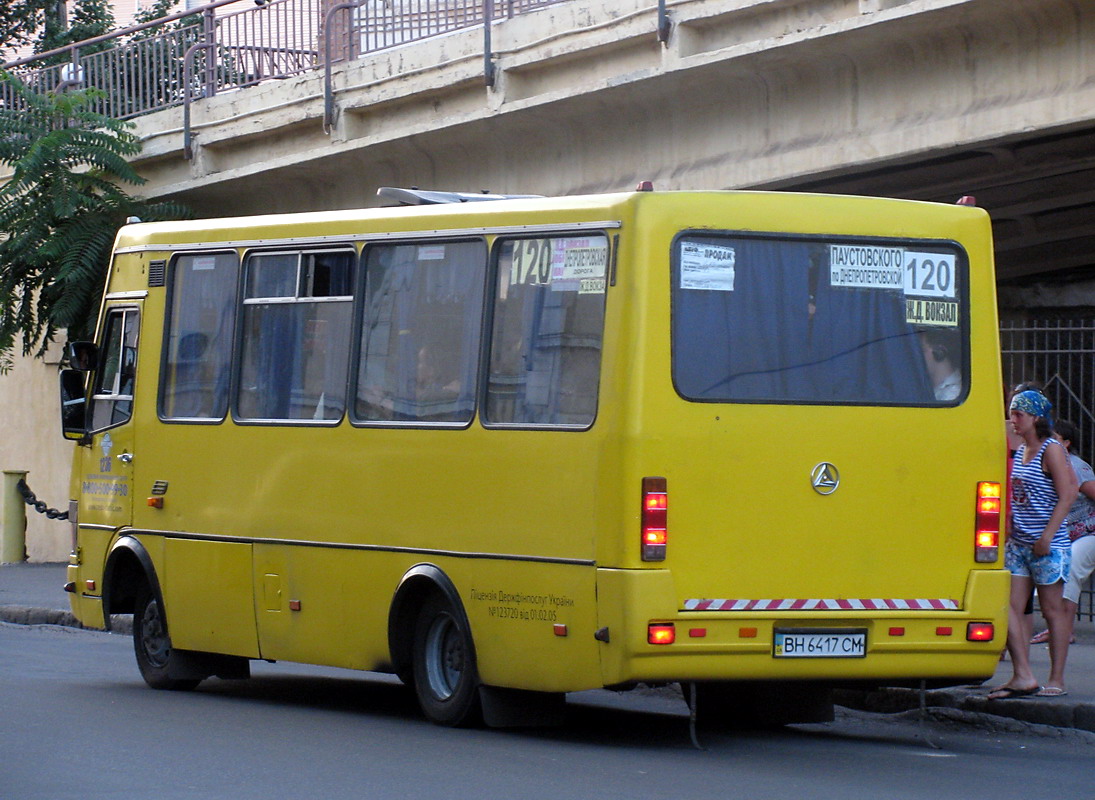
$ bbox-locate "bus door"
[78,303,141,531]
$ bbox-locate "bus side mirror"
[60,369,89,441]
[67,341,99,372]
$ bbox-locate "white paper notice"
[681,243,736,291]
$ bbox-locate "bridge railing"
[2,0,569,121]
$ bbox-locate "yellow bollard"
[2,470,28,563]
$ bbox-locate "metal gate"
[1001,318,1095,621]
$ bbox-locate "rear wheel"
[412,594,481,726]
[133,587,201,691]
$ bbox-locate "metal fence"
[2,0,569,121]
[1000,319,1095,463]
[1001,318,1095,621]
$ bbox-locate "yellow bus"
[59,187,1008,727]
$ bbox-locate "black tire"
[133,586,201,691]
[411,594,481,726]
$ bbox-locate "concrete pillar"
[2,470,28,564]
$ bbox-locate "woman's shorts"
[1005,539,1071,585]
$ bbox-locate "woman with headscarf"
[988,390,1078,699]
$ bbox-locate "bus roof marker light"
[641,477,668,561]
[956,196,977,206]
[636,180,654,192]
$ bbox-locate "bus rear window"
[671,234,966,406]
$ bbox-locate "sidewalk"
[4,562,1095,732]
[836,622,1095,732]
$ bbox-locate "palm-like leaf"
[0,70,190,369]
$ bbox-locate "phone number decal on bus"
[82,478,129,497]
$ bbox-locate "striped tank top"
[1010,438,1069,548]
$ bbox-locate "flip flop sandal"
[987,685,1040,700]
[1029,631,1076,645]
[1035,687,1068,697]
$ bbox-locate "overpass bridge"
[11,0,1089,294]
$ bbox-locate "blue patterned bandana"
[1009,390,1052,422]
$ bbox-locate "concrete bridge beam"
[122,0,1095,283]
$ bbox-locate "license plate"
[773,628,867,658]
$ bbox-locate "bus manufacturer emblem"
[811,462,840,495]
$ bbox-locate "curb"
[0,605,133,635]
[835,686,1095,734]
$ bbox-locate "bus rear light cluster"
[648,623,675,645]
[974,481,1001,562]
[967,622,994,642]
[641,477,668,561]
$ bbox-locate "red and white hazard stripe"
[682,598,959,612]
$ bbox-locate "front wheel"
[133,587,201,691]
[411,594,481,726]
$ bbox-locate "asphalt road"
[3,622,1094,800]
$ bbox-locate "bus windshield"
[671,233,967,406]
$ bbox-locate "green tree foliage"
[0,1,52,61]
[0,71,188,371]
[131,0,187,31]
[35,0,115,62]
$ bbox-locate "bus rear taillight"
[975,481,1001,562]
[648,623,675,645]
[967,622,994,642]
[642,477,667,561]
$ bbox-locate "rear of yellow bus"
[596,192,1008,715]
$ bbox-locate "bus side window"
[90,308,140,431]
[237,249,354,422]
[485,235,608,427]
[160,252,240,421]
[353,240,486,425]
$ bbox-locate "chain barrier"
[16,478,69,521]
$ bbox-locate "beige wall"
[0,345,75,562]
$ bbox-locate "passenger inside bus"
[919,328,962,401]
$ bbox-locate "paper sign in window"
[680,243,736,291]
[828,245,903,289]
[906,298,959,327]
[903,252,956,298]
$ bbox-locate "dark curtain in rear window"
[673,235,956,405]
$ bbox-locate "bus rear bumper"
[595,568,1010,687]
